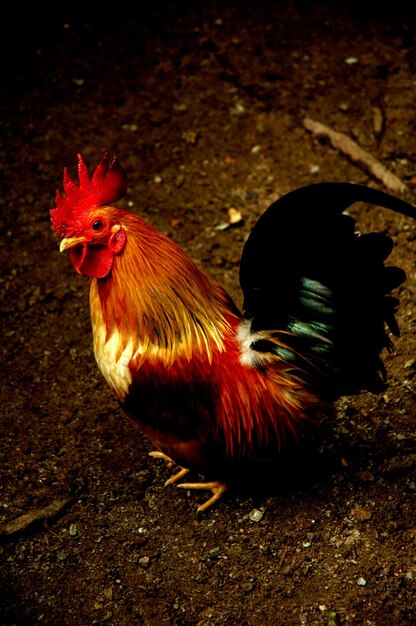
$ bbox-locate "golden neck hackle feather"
[90,208,238,369]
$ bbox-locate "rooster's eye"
[92,220,104,232]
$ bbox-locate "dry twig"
[303,117,406,194]
[0,498,73,538]
[275,545,289,573]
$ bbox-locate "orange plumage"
[51,153,415,510]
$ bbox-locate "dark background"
[1,3,415,624]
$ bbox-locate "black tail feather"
[239,183,415,397]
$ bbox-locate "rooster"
[50,153,415,511]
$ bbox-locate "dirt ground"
[1,3,416,625]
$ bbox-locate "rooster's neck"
[89,214,240,399]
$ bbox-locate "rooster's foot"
[149,452,227,511]
[177,480,229,512]
[149,450,190,486]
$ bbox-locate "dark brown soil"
[1,4,415,625]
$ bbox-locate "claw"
[149,450,175,470]
[177,481,229,512]
[149,450,190,486]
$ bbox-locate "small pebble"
[353,506,372,521]
[249,508,264,522]
[356,577,367,586]
[121,123,138,132]
[214,222,230,231]
[68,524,78,536]
[182,130,198,144]
[138,556,150,567]
[227,208,243,225]
[230,102,246,116]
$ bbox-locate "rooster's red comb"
[50,152,127,238]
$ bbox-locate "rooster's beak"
[59,236,87,252]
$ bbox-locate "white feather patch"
[236,319,269,368]
[93,322,138,401]
[90,292,137,402]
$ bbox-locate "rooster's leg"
[176,481,229,512]
[149,450,190,486]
